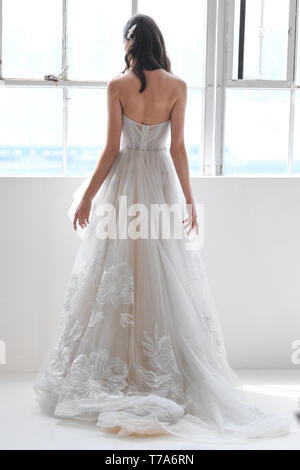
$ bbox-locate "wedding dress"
[34,113,292,444]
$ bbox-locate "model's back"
[117,68,185,126]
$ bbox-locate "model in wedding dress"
[34,14,292,444]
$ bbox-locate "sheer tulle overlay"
[34,113,291,444]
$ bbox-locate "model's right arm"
[73,77,122,231]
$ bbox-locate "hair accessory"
[127,23,137,40]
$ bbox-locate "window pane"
[232,0,289,80]
[68,0,131,80]
[292,90,300,173]
[67,88,107,176]
[185,89,204,176]
[223,89,289,174]
[139,0,206,86]
[2,0,62,79]
[0,88,63,176]
[296,11,300,84]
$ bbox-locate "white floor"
[0,370,299,450]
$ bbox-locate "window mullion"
[203,0,218,176]
[226,0,235,85]
[289,88,295,175]
[62,0,68,176]
[227,79,291,87]
[63,87,69,177]
[62,0,68,80]
[287,0,298,84]
[132,0,138,15]
[204,0,227,176]
[215,0,228,175]
[1,79,108,87]
[259,0,264,79]
[288,0,298,174]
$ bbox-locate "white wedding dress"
[34,113,292,444]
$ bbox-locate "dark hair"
[122,14,172,93]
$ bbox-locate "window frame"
[219,0,299,176]
[0,0,207,177]
[0,0,298,177]
[0,0,139,176]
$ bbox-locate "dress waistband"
[122,146,166,151]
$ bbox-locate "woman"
[34,14,291,443]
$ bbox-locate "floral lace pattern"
[82,247,109,287]
[202,315,223,348]
[48,318,83,377]
[63,273,86,313]
[142,323,180,374]
[69,350,128,400]
[97,262,134,308]
[136,323,182,399]
[42,261,183,407]
[137,365,175,390]
[88,311,105,327]
[120,312,134,328]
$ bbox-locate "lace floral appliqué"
[203,315,223,348]
[97,262,134,308]
[70,350,128,400]
[63,272,87,313]
[137,323,182,399]
[142,323,180,374]
[48,318,83,377]
[88,311,105,327]
[120,313,134,328]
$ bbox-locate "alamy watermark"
[0,340,6,365]
[291,339,300,366]
[91,196,204,250]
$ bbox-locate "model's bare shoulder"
[166,75,187,110]
[172,74,187,91]
[162,69,186,84]
[108,71,135,92]
[107,74,126,96]
[162,72,187,97]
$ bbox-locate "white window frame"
[0,0,209,177]
[0,0,138,176]
[218,0,298,175]
[1,0,298,177]
[203,0,228,176]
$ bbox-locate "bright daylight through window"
[0,0,299,176]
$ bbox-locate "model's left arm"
[73,77,122,231]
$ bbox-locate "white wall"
[0,177,299,372]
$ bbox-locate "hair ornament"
[127,23,137,39]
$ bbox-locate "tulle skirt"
[34,146,292,444]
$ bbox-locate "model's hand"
[183,200,199,236]
[73,197,91,231]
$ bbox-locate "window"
[0,0,132,176]
[0,0,207,176]
[0,0,298,176]
[139,0,206,176]
[0,87,63,175]
[2,0,62,79]
[222,0,298,175]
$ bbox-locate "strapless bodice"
[120,113,170,151]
